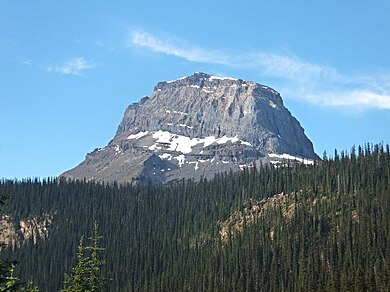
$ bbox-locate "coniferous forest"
[0,144,389,291]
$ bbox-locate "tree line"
[0,143,389,291]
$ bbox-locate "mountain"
[61,72,318,184]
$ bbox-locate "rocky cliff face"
[61,73,318,184]
[0,213,53,250]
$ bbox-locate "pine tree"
[61,237,89,292]
[21,281,39,292]
[61,224,106,292]
[0,262,19,292]
[86,224,106,292]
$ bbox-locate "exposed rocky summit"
[61,72,318,184]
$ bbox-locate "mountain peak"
[152,72,283,110]
[61,73,318,184]
[165,72,238,84]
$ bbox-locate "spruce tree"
[61,224,106,292]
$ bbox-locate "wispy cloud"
[253,55,390,109]
[129,29,390,110]
[19,59,33,66]
[248,53,343,83]
[130,30,232,65]
[46,57,97,75]
[307,90,390,109]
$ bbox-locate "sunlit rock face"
[61,72,318,184]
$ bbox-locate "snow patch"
[241,141,252,146]
[173,110,188,116]
[269,100,277,108]
[151,131,200,154]
[239,164,253,170]
[217,135,239,144]
[203,136,217,147]
[174,155,186,167]
[188,161,199,171]
[145,131,253,154]
[114,145,121,155]
[127,131,149,140]
[239,164,247,170]
[178,124,194,129]
[209,76,238,81]
[159,153,172,160]
[166,76,187,83]
[148,144,162,151]
[203,135,252,148]
[268,153,314,165]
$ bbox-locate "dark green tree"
[61,224,106,292]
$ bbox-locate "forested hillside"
[1,144,389,291]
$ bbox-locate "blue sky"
[1,0,390,179]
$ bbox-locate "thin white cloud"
[234,54,390,110]
[249,53,343,83]
[303,90,390,110]
[129,29,390,110]
[130,30,232,65]
[20,59,33,66]
[46,57,97,75]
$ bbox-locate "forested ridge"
[0,144,389,291]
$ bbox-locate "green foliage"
[0,262,19,291]
[21,281,39,292]
[61,224,106,292]
[0,143,389,291]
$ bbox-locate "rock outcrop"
[0,213,53,250]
